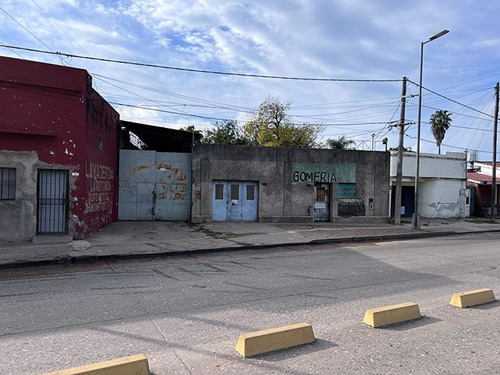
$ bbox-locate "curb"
[0,229,496,269]
[71,231,458,264]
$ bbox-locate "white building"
[390,151,470,218]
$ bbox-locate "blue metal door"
[212,181,258,221]
[227,183,242,221]
[212,182,228,221]
[242,182,258,221]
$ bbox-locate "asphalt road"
[0,233,499,374]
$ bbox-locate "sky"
[1,0,500,159]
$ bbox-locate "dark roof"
[120,120,201,153]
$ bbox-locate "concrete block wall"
[191,144,390,223]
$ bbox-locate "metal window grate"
[338,198,365,216]
[0,168,16,200]
[231,184,239,200]
[215,184,224,200]
[37,169,69,233]
[246,184,255,201]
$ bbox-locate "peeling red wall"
[81,87,119,236]
[0,56,118,238]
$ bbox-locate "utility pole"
[394,77,407,225]
[491,82,499,222]
[372,133,375,150]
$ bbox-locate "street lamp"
[413,29,449,230]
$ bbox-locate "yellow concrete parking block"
[363,302,422,328]
[42,354,149,375]
[236,322,315,357]
[450,288,496,308]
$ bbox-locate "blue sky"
[2,0,500,159]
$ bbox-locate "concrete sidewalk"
[1,218,500,267]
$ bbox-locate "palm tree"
[326,136,355,150]
[430,110,452,154]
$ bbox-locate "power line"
[0,39,24,59]
[0,8,55,53]
[92,73,255,113]
[0,44,402,83]
[108,101,400,129]
[108,102,228,122]
[407,78,494,118]
[405,133,491,154]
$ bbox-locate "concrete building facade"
[191,144,390,223]
[0,56,119,241]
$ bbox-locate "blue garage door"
[212,181,258,221]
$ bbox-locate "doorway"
[314,183,330,222]
[212,181,258,221]
[37,169,69,233]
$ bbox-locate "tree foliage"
[389,146,412,152]
[243,97,322,148]
[326,136,355,150]
[179,125,203,138]
[202,120,248,145]
[430,110,452,154]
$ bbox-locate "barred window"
[246,185,255,201]
[215,184,224,200]
[231,184,239,200]
[0,168,16,200]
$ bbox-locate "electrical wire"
[0,8,55,53]
[407,78,493,118]
[1,44,402,83]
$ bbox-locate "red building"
[467,161,500,217]
[0,56,119,240]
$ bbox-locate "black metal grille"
[0,168,16,200]
[338,198,365,216]
[37,169,69,233]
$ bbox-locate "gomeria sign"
[292,163,356,183]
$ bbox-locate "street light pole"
[412,29,449,230]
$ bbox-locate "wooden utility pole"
[394,77,407,225]
[491,82,499,222]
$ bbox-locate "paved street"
[0,233,499,374]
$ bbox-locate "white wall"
[390,151,469,218]
[419,180,465,218]
[390,152,466,179]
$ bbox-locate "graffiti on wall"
[85,161,114,214]
[292,163,356,183]
[155,161,188,201]
[118,150,192,221]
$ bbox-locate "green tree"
[389,146,412,152]
[202,120,248,145]
[243,97,322,148]
[430,110,452,154]
[179,125,203,140]
[326,136,355,150]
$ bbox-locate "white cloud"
[1,0,500,155]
